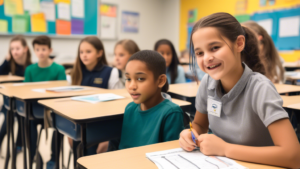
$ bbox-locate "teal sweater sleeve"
[57,65,66,80]
[175,65,186,83]
[24,66,32,82]
[163,109,185,142]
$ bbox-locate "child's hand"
[179,129,198,151]
[197,134,229,156]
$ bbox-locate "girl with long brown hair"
[71,36,122,88]
[179,12,300,168]
[243,21,285,83]
[0,35,32,76]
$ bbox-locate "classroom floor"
[0,133,75,169]
[0,93,74,169]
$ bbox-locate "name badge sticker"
[207,98,222,117]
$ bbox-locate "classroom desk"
[274,84,300,95]
[0,81,106,169]
[283,62,300,71]
[0,75,24,83]
[168,82,200,118]
[77,140,285,169]
[38,89,191,168]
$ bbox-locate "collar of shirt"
[207,62,253,101]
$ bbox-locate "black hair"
[154,39,180,84]
[32,35,52,48]
[127,50,169,92]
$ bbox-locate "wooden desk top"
[0,81,104,100]
[274,84,300,94]
[283,62,300,68]
[0,75,24,83]
[38,89,191,123]
[281,95,300,107]
[77,140,284,169]
[169,82,200,98]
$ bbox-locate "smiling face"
[125,60,162,105]
[192,27,242,81]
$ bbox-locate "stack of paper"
[146,148,247,169]
[71,93,125,104]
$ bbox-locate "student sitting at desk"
[243,21,285,84]
[179,12,300,168]
[24,35,66,82]
[24,35,66,168]
[0,35,32,151]
[154,39,186,84]
[71,36,123,89]
[104,50,185,152]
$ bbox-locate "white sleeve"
[108,68,125,89]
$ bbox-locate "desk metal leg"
[4,109,11,169]
[73,140,80,169]
[20,116,28,169]
[80,124,87,156]
[24,102,33,169]
[11,112,16,169]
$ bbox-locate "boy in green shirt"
[24,35,66,169]
[105,50,184,152]
[24,35,66,82]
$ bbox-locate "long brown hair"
[71,36,108,85]
[115,39,140,55]
[189,12,265,76]
[243,21,285,83]
[9,35,32,75]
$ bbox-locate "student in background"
[154,39,186,84]
[0,35,32,76]
[24,35,66,168]
[114,39,140,86]
[0,35,32,149]
[181,50,206,81]
[70,36,123,154]
[243,21,285,83]
[179,12,300,169]
[24,35,66,82]
[71,36,122,89]
[107,50,184,151]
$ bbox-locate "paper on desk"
[71,93,125,104]
[45,86,85,92]
[146,148,247,169]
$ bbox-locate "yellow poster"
[54,0,70,4]
[4,0,24,16]
[0,20,8,32]
[31,13,47,32]
[0,0,4,6]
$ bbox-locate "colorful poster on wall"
[100,4,117,39]
[4,0,24,16]
[0,0,3,6]
[0,19,8,32]
[40,1,55,21]
[71,0,84,18]
[235,14,250,23]
[56,19,71,34]
[260,0,267,6]
[13,14,30,32]
[31,13,47,32]
[57,3,70,20]
[23,0,40,13]
[235,0,247,15]
[122,11,139,33]
[188,9,197,23]
[269,0,275,5]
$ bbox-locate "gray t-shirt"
[196,63,289,146]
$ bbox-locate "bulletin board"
[251,7,300,50]
[0,0,98,37]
